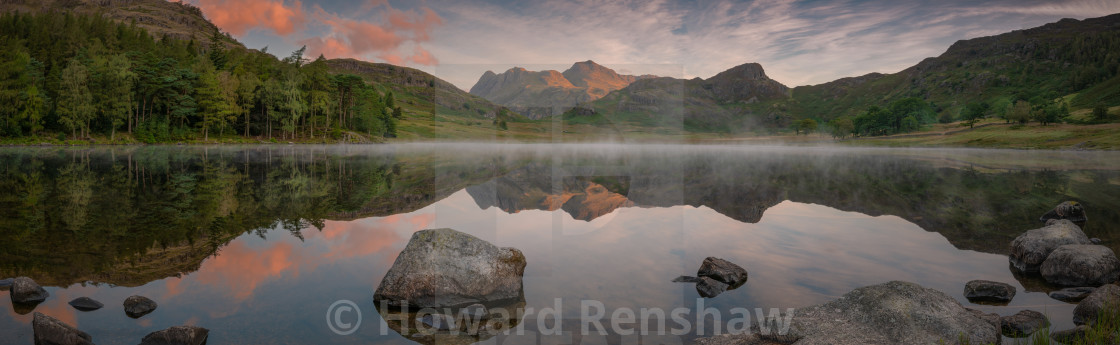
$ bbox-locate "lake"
[2,144,1119,344]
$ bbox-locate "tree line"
[0,11,399,143]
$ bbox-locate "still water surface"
[1,144,1119,344]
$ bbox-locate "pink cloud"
[408,46,439,66]
[192,0,307,36]
[303,3,444,66]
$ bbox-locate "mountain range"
[468,61,654,119]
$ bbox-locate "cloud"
[193,0,307,36]
[301,2,444,65]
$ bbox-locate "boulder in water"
[963,280,1016,304]
[10,277,49,304]
[1009,219,1091,272]
[374,228,527,308]
[32,312,93,345]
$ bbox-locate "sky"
[183,0,1120,91]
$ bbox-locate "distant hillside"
[0,0,240,47]
[787,13,1120,123]
[565,62,790,132]
[470,61,653,119]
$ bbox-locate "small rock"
[10,277,49,304]
[697,257,748,288]
[1073,284,1120,325]
[1050,325,1091,344]
[963,280,1016,304]
[460,304,489,321]
[68,297,104,311]
[671,276,701,283]
[1049,287,1097,302]
[124,295,158,318]
[1000,310,1050,337]
[32,312,93,345]
[139,325,209,345]
[1009,219,1091,272]
[1040,201,1087,223]
[695,277,729,298]
[1091,238,1103,244]
[1040,244,1120,286]
[0,277,13,287]
[417,313,458,331]
[965,308,1000,330]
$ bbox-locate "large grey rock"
[1000,309,1049,338]
[697,257,748,288]
[1073,284,1120,326]
[964,308,1000,331]
[1049,287,1097,302]
[695,277,729,298]
[774,281,1001,344]
[1040,244,1120,286]
[374,228,527,308]
[1040,201,1087,223]
[1009,219,1091,272]
[10,276,49,304]
[32,312,93,345]
[138,325,209,345]
[68,297,104,311]
[963,280,1016,304]
[124,295,157,318]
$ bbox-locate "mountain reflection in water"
[1,144,1119,344]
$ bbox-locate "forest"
[0,10,399,144]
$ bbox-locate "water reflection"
[0,144,1118,344]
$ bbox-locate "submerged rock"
[776,281,1001,344]
[1040,201,1087,223]
[417,314,459,331]
[1040,245,1120,286]
[374,228,527,308]
[10,277,49,304]
[1073,284,1120,326]
[1009,219,1091,272]
[68,297,104,311]
[32,312,93,345]
[124,295,158,318]
[460,304,489,321]
[697,257,748,288]
[671,275,701,283]
[1049,287,1097,302]
[695,277,729,298]
[1000,310,1049,338]
[138,325,209,345]
[963,280,1016,304]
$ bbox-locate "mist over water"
[1,144,1118,344]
